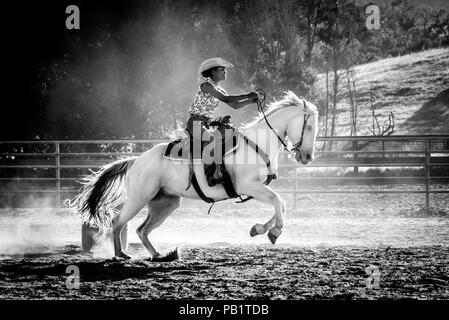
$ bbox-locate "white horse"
[70,91,319,260]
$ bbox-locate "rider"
[186,57,259,187]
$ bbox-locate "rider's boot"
[206,163,224,187]
[213,163,224,181]
[211,133,225,185]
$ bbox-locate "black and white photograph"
[0,0,448,312]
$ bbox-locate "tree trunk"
[330,65,338,150]
[329,1,340,151]
[324,44,329,151]
[304,0,322,67]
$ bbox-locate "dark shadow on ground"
[0,243,213,282]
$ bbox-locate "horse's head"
[283,92,319,165]
[243,90,319,165]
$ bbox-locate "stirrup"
[207,176,225,187]
[207,178,217,187]
[213,171,224,180]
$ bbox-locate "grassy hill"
[313,48,449,135]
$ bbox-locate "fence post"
[425,139,430,208]
[353,140,358,175]
[55,142,61,208]
[293,169,297,208]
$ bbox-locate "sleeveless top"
[188,78,226,118]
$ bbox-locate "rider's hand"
[248,91,259,103]
[249,91,258,98]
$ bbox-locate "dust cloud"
[1,196,448,258]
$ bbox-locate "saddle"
[163,116,277,205]
[163,116,240,200]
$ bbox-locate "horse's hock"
[81,223,100,252]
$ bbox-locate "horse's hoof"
[150,248,179,262]
[250,224,265,237]
[113,252,132,260]
[267,231,278,244]
[267,227,282,245]
[250,225,258,237]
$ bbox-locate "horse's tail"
[66,157,137,235]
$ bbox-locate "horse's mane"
[242,91,318,129]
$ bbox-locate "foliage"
[3,0,448,140]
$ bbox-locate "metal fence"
[0,135,448,208]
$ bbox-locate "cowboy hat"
[198,57,234,75]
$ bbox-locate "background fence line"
[0,135,448,208]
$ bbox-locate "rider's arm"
[201,82,257,109]
[228,99,257,109]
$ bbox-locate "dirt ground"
[0,188,448,300]
[0,243,448,299]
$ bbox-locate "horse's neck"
[240,107,292,162]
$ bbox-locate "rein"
[255,89,310,155]
[256,89,289,150]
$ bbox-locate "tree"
[317,0,366,148]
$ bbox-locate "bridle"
[256,89,311,156]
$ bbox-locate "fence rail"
[1,135,448,208]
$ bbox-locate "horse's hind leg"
[114,203,128,251]
[137,192,181,260]
[120,223,128,252]
[112,196,148,259]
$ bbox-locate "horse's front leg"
[242,183,285,244]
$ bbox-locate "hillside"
[313,48,449,135]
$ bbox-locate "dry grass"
[313,48,449,135]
